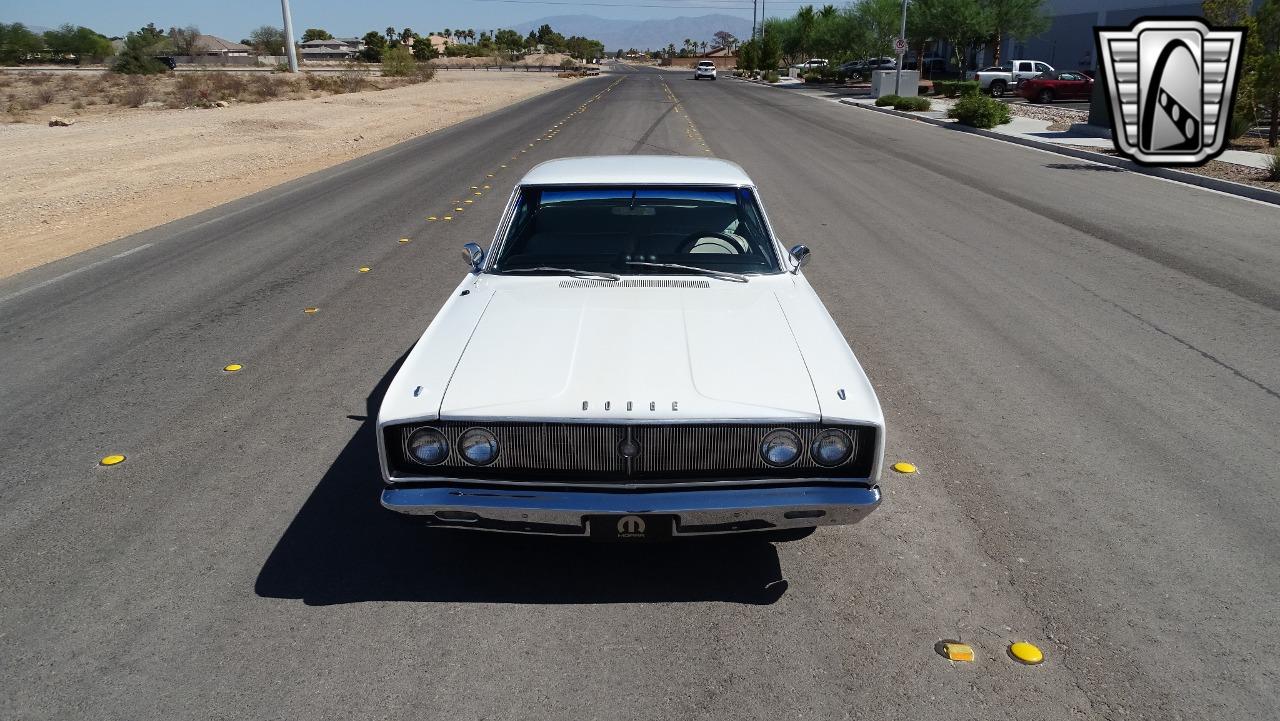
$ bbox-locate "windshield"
[492,185,781,275]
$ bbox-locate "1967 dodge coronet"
[377,156,884,541]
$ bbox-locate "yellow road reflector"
[473,191,482,196]
[470,186,478,190]
[500,165,507,168]
[358,267,370,273]
[454,207,464,211]
[1009,642,1044,665]
[100,454,126,466]
[463,200,473,204]
[304,307,318,314]
[892,461,917,474]
[399,238,411,244]
[426,216,437,221]
[223,363,242,372]
[486,173,494,177]
[942,643,975,662]
[443,216,453,220]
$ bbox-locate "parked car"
[152,55,177,70]
[377,155,886,542]
[904,53,946,73]
[974,60,1055,96]
[793,58,829,70]
[1019,71,1093,103]
[837,57,895,79]
[694,60,717,80]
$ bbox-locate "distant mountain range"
[513,14,752,52]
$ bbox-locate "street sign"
[893,37,907,54]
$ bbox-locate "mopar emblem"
[617,515,646,536]
[1095,17,1246,166]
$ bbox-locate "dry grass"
[0,67,436,122]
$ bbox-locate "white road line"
[0,243,154,306]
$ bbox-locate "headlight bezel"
[406,426,449,466]
[458,427,500,466]
[810,428,854,467]
[759,429,803,467]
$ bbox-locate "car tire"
[989,80,1006,97]
[1038,88,1053,104]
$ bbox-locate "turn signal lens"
[760,429,802,467]
[811,429,853,466]
[407,427,448,466]
[459,428,500,465]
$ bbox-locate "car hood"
[438,280,821,422]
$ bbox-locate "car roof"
[519,156,755,187]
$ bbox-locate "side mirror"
[462,242,484,272]
[788,244,811,273]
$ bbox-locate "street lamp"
[281,0,299,72]
[893,0,907,95]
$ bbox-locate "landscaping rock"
[48,116,75,127]
[140,101,165,109]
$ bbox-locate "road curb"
[839,99,1280,207]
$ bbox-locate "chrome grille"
[391,422,872,483]
[558,279,710,289]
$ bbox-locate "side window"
[1017,62,1032,72]
[1034,62,1051,73]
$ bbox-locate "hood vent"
[559,279,710,289]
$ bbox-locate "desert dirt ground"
[0,72,577,279]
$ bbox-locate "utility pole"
[893,0,907,95]
[280,0,299,73]
[752,0,758,42]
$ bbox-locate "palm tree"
[385,26,396,42]
[467,29,476,43]
[699,41,708,55]
[442,28,451,44]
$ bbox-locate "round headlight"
[811,429,853,467]
[760,429,802,467]
[407,427,448,466]
[459,428,499,465]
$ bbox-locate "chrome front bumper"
[381,483,880,536]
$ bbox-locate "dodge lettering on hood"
[377,156,884,541]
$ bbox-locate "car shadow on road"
[254,354,788,607]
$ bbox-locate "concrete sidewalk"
[840,96,1275,169]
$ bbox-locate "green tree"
[1258,0,1280,145]
[494,29,523,52]
[985,0,1049,65]
[42,24,113,63]
[360,31,386,62]
[854,0,903,61]
[564,35,604,60]
[113,30,168,74]
[381,44,415,76]
[302,28,333,42]
[916,0,987,75]
[247,26,286,55]
[0,22,45,65]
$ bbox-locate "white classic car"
[377,156,885,541]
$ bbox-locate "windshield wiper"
[499,266,621,281]
[623,261,749,283]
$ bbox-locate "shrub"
[250,74,283,99]
[71,99,84,110]
[339,64,368,93]
[764,70,779,83]
[119,79,150,107]
[29,74,51,86]
[874,94,901,106]
[414,62,436,82]
[893,96,931,111]
[1227,110,1253,140]
[947,93,1012,128]
[802,71,822,83]
[1267,147,1280,182]
[934,80,953,96]
[381,46,415,77]
[209,71,246,98]
[955,80,980,96]
[560,57,576,69]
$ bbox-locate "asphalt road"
[1,65,1277,720]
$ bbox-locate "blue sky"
[0,0,796,40]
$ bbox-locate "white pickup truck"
[974,60,1055,97]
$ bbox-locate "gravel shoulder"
[0,73,577,279]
